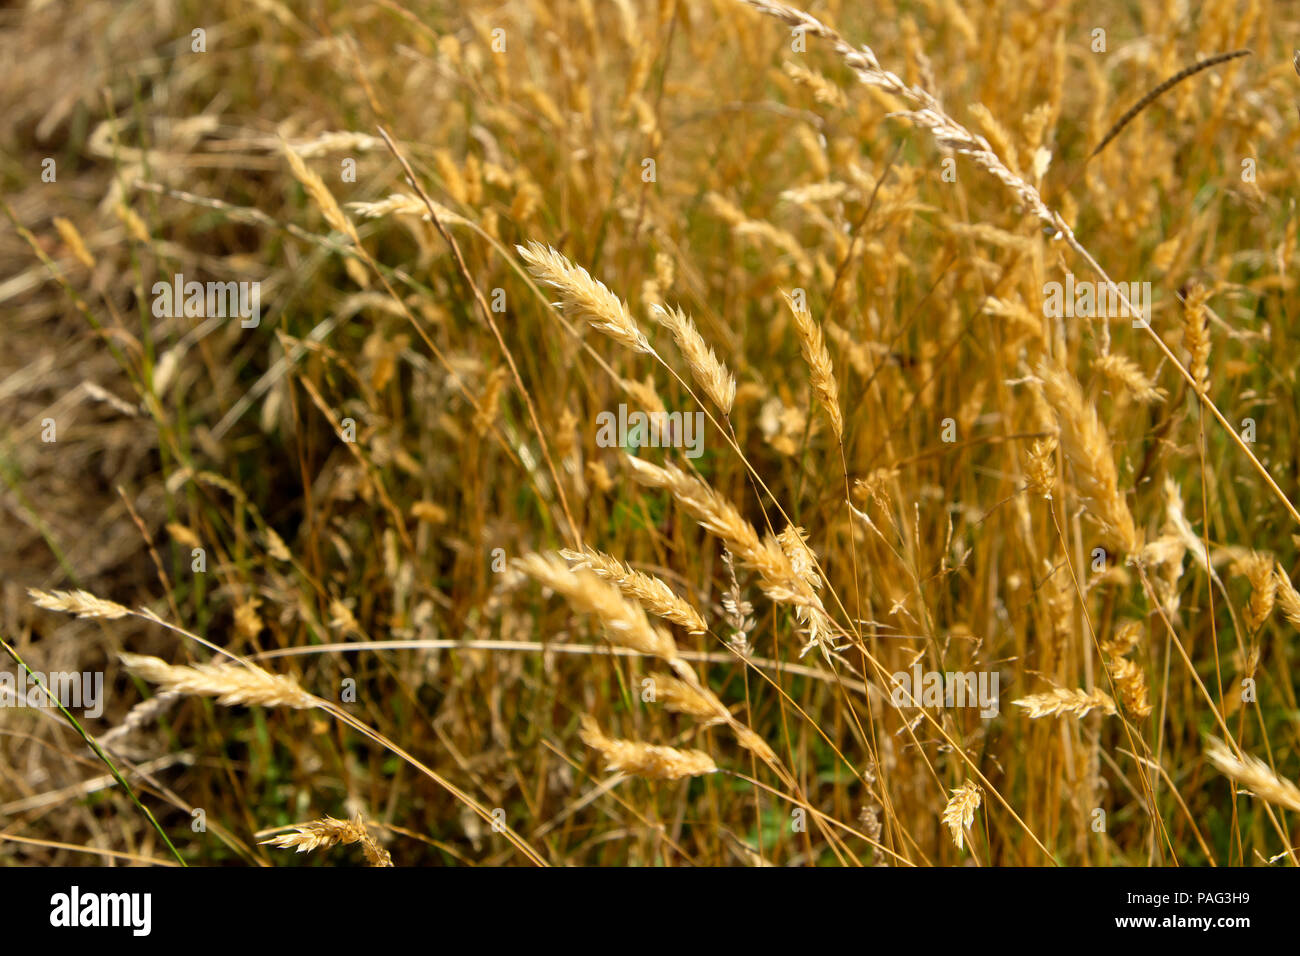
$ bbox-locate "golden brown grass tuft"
[942,781,982,851]
[119,653,318,710]
[623,456,836,657]
[1205,738,1300,814]
[784,291,843,441]
[515,552,679,663]
[1091,353,1166,405]
[1036,361,1141,555]
[578,716,718,780]
[260,814,393,867]
[1013,687,1118,719]
[28,588,130,620]
[10,0,1300,870]
[517,241,651,353]
[561,546,708,635]
[1181,279,1213,392]
[651,304,736,415]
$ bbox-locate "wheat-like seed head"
[578,716,717,780]
[1101,619,1144,658]
[261,814,393,866]
[1273,565,1300,628]
[119,653,317,710]
[1024,436,1057,499]
[623,456,839,657]
[1237,551,1277,632]
[1106,657,1152,719]
[515,552,679,662]
[1140,534,1186,569]
[347,192,467,225]
[720,547,755,657]
[782,60,849,109]
[654,673,729,724]
[52,216,95,269]
[1012,687,1117,719]
[517,241,651,353]
[739,1,1056,228]
[624,456,765,560]
[561,546,708,635]
[1037,360,1141,555]
[941,781,982,850]
[732,725,778,764]
[28,587,130,620]
[783,292,843,440]
[474,367,509,437]
[1181,278,1212,392]
[650,303,736,415]
[1205,737,1300,814]
[1092,353,1166,405]
[281,139,357,242]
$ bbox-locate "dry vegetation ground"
[3,0,1300,867]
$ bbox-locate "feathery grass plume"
[1181,279,1212,392]
[1205,738,1300,813]
[119,653,317,710]
[623,456,837,656]
[517,241,651,353]
[942,781,982,850]
[1024,436,1057,499]
[854,467,900,507]
[514,552,679,663]
[783,291,843,440]
[1092,353,1166,405]
[561,546,708,634]
[578,716,717,779]
[1013,687,1117,719]
[28,587,131,620]
[281,138,357,242]
[654,673,729,724]
[776,525,821,593]
[650,303,736,415]
[1036,360,1141,555]
[1273,565,1300,628]
[261,814,393,866]
[720,547,756,657]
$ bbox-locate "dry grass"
[578,716,719,780]
[260,815,393,867]
[4,0,1300,868]
[119,653,317,711]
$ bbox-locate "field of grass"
[3,0,1300,867]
